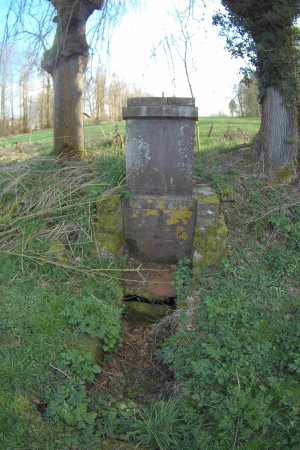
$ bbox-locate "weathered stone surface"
[127,97,196,107]
[126,237,193,262]
[125,119,195,195]
[123,106,198,119]
[123,195,196,262]
[192,189,228,273]
[93,194,124,258]
[124,301,172,323]
[122,258,177,300]
[122,195,195,211]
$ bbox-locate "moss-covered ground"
[1,118,300,449]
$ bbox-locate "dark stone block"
[125,119,195,195]
[125,236,194,262]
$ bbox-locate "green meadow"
[1,116,299,449]
[0,116,260,152]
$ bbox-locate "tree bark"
[53,56,86,158]
[42,0,104,158]
[255,87,298,171]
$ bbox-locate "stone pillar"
[122,97,198,263]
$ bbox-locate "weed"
[63,295,123,351]
[171,257,192,304]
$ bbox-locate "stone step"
[122,258,177,301]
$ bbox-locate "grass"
[0,116,259,151]
[0,121,126,148]
[1,116,299,449]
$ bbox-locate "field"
[0,116,260,153]
[0,117,299,449]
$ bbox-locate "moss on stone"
[93,231,124,257]
[192,215,227,273]
[124,301,171,323]
[125,238,140,256]
[275,164,295,183]
[46,241,69,265]
[123,286,167,303]
[96,194,122,234]
[196,193,220,206]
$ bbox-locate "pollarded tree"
[214,1,300,175]
[42,0,105,158]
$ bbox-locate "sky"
[0,0,247,117]
[104,0,245,116]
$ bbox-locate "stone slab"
[127,97,196,107]
[125,119,195,195]
[122,258,177,300]
[126,236,194,262]
[122,106,198,119]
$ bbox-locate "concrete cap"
[127,97,195,106]
[123,97,198,120]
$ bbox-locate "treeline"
[229,73,260,117]
[0,47,149,137]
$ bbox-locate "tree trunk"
[41,0,104,159]
[53,56,86,158]
[255,87,298,172]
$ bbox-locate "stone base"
[122,258,177,301]
[192,185,228,272]
[123,195,196,263]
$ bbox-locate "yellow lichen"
[156,199,166,209]
[146,209,158,216]
[176,225,188,241]
[147,199,154,204]
[164,207,193,226]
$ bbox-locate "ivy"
[213,1,300,106]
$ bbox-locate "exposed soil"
[94,319,175,406]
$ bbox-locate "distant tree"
[234,73,260,117]
[214,1,300,174]
[107,74,127,121]
[0,47,10,136]
[37,70,53,129]
[83,66,107,122]
[229,98,237,117]
[20,63,30,133]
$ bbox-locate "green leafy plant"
[58,349,101,382]
[45,380,97,446]
[172,258,192,304]
[63,295,123,351]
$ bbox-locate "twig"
[49,364,70,379]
